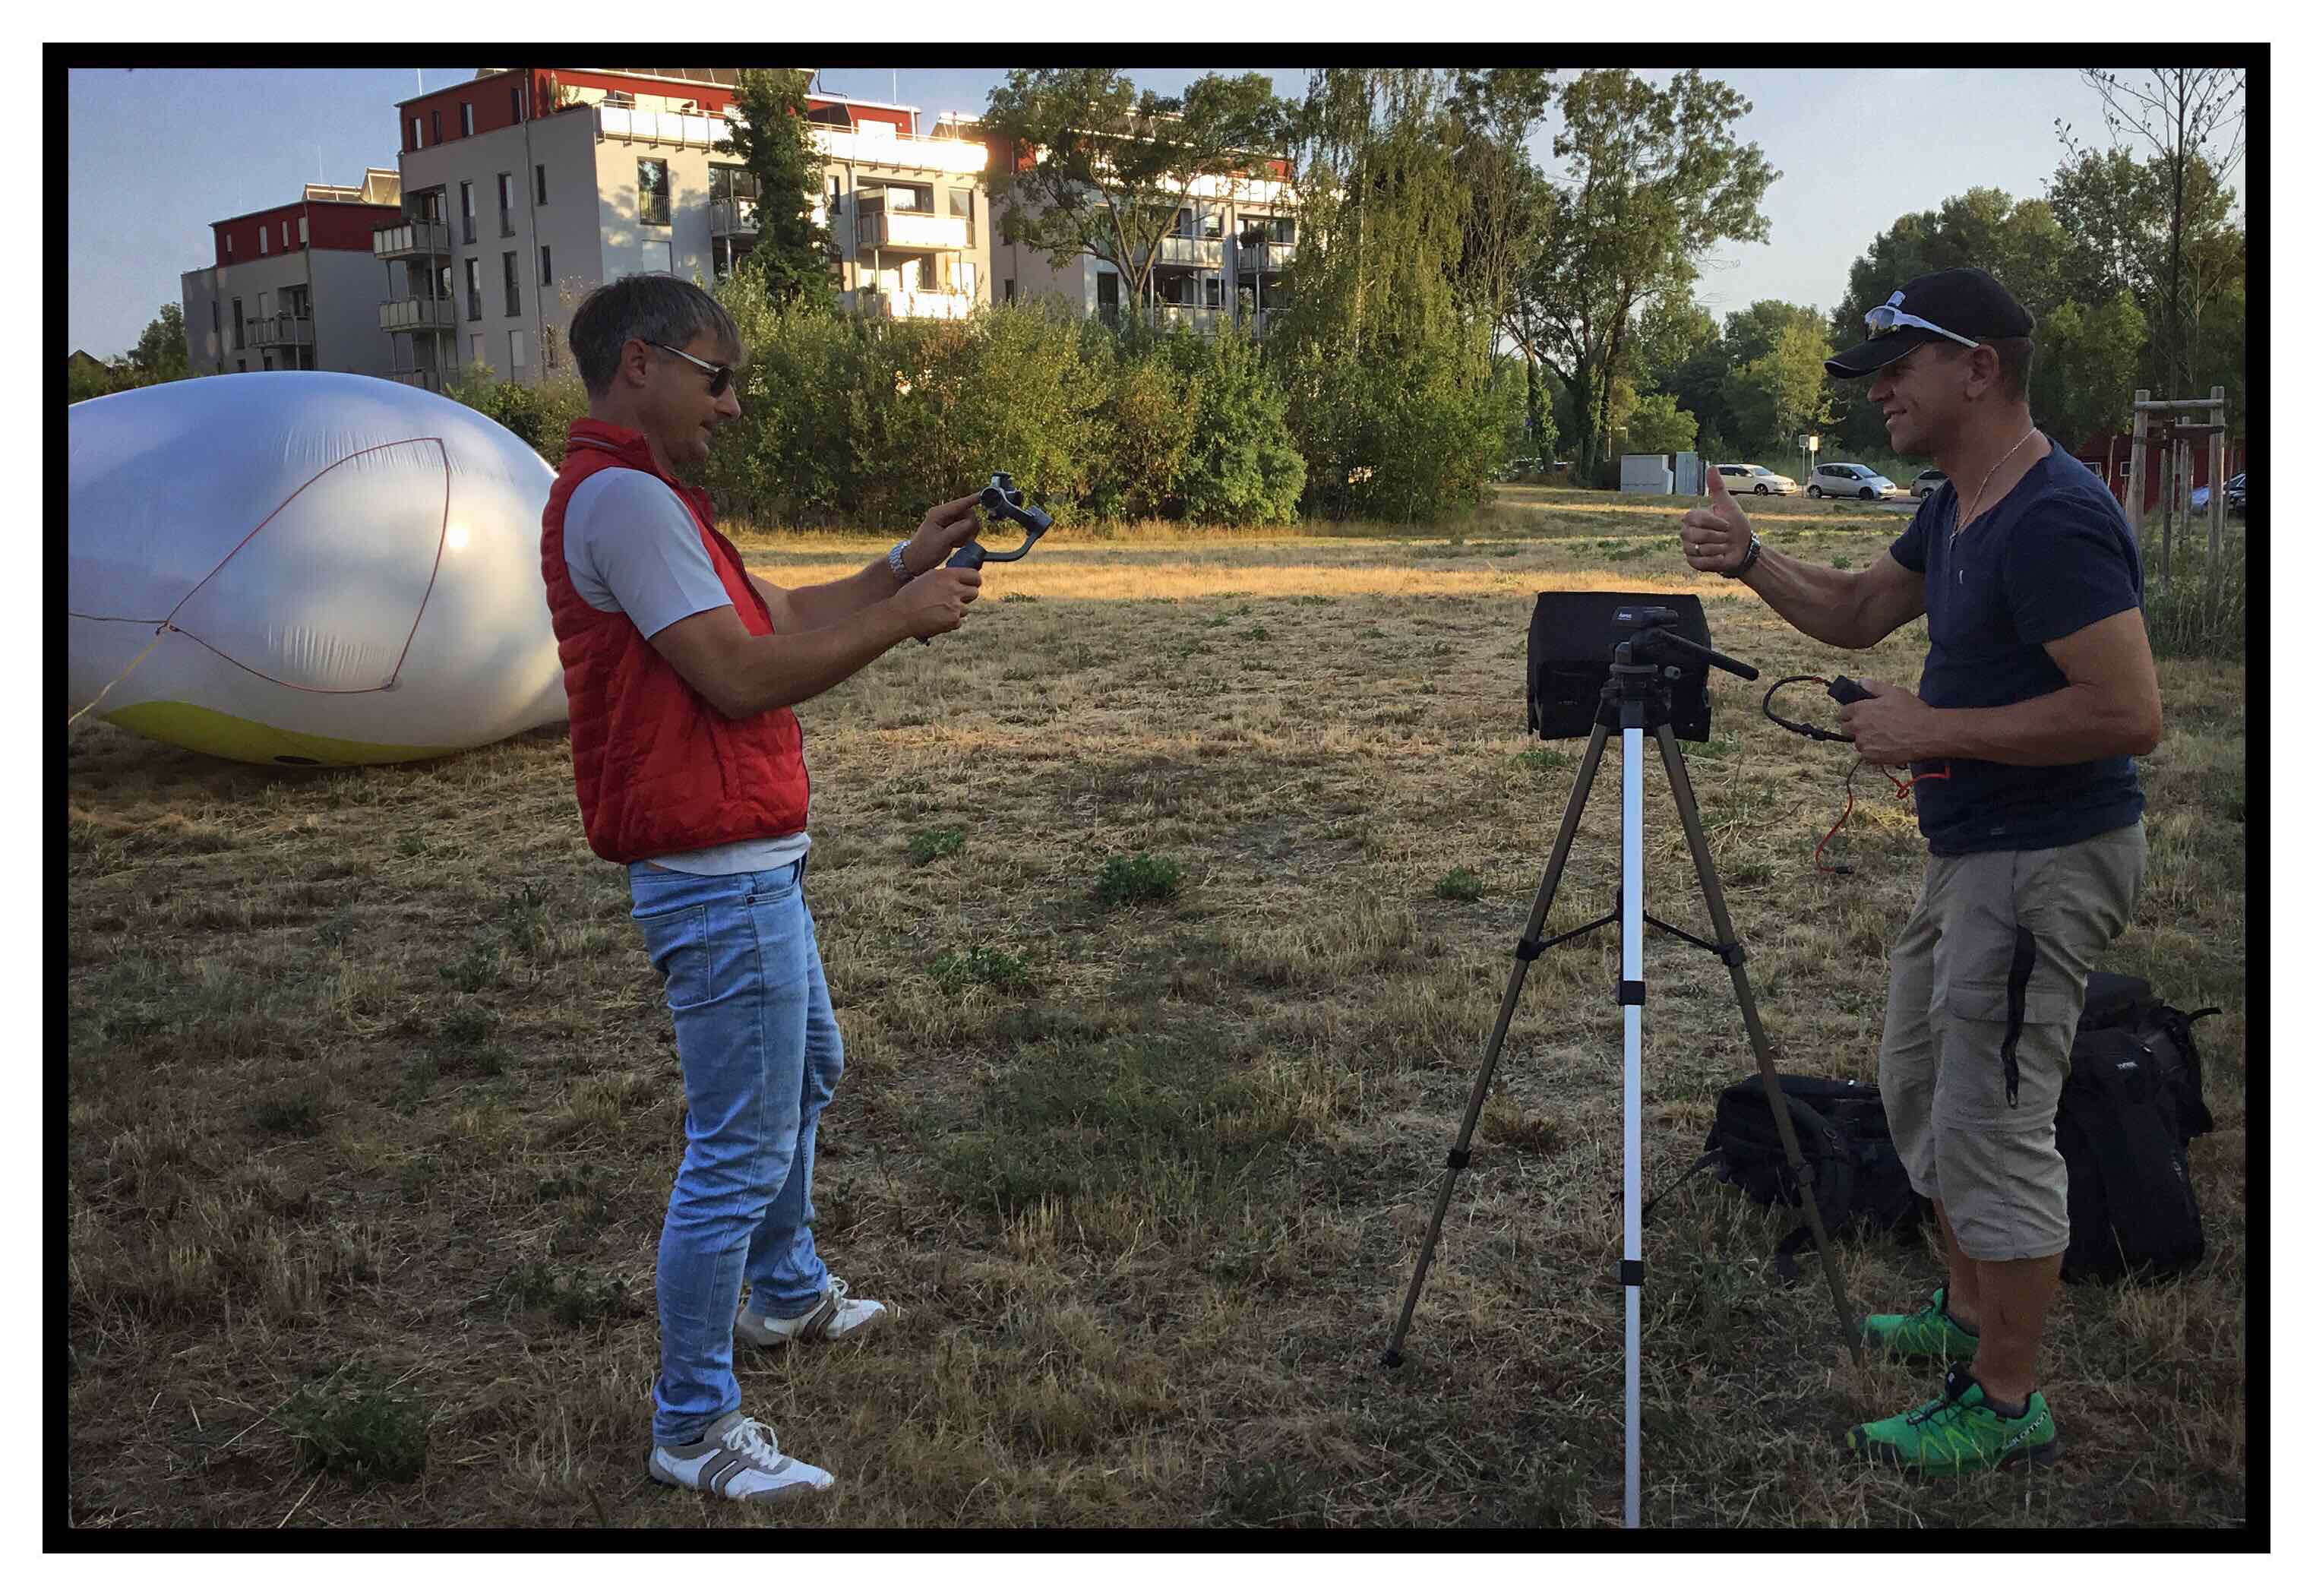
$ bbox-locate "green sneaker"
[1845,1364,2062,1477]
[1862,1283,1980,1362]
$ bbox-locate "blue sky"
[66,65,2240,359]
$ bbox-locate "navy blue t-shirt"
[1885,441,2146,856]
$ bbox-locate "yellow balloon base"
[102,700,467,767]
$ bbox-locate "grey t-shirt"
[563,467,810,876]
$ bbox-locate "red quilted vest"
[540,419,810,863]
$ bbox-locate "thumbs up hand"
[1680,466,1756,576]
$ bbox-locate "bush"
[1094,853,1183,906]
[441,362,586,464]
[1164,322,1306,526]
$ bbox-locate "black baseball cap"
[1824,267,2036,378]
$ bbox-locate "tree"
[1622,391,1698,456]
[2063,68,2246,395]
[1626,284,1715,394]
[1725,319,1833,455]
[1272,68,1550,518]
[2031,295,2148,453]
[982,68,1291,320]
[1503,69,1777,484]
[127,303,188,383]
[718,68,835,310]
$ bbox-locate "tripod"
[1379,608,1865,1530]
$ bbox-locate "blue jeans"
[627,858,842,1446]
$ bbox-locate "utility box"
[1673,451,1702,497]
[1618,454,1673,495]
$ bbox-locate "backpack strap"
[1641,1149,1722,1227]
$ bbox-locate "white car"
[1714,463,1799,495]
[1807,463,1899,501]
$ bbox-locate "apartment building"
[988,158,1298,337]
[373,67,993,390]
[179,169,403,378]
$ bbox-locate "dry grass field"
[64,484,2248,1529]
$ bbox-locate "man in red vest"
[541,275,986,1504]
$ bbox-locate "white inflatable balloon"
[68,372,568,766]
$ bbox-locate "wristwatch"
[1724,534,1762,580]
[887,541,914,580]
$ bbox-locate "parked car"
[1910,467,1948,498]
[2190,472,2248,514]
[1808,463,1900,501]
[1714,463,1800,495]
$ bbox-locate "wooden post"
[2125,390,2150,555]
[2207,387,2226,637]
[2160,431,2176,588]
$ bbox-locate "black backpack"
[2057,974,2220,1284]
[1645,1074,1926,1282]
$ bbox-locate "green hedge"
[441,294,1332,529]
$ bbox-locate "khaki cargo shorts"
[1876,820,2147,1262]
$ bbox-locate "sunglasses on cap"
[1863,303,1980,350]
[646,340,735,397]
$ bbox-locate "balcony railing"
[639,194,671,226]
[388,368,447,393]
[710,198,760,236]
[247,313,314,346]
[1155,235,1224,270]
[374,219,453,260]
[857,209,968,252]
[1156,303,1222,333]
[597,104,728,150]
[380,299,459,333]
[856,287,975,321]
[813,125,988,174]
[1236,239,1295,274]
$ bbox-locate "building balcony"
[813,126,987,175]
[1155,304,1223,333]
[857,209,968,253]
[857,287,976,321]
[389,368,447,393]
[1236,239,1294,274]
[247,313,314,347]
[710,198,760,236]
[1155,235,1224,270]
[596,103,728,150]
[374,219,453,261]
[380,298,460,333]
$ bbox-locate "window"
[470,333,485,371]
[1003,279,1015,305]
[298,216,308,246]
[431,109,441,145]
[536,163,548,206]
[825,174,842,214]
[498,172,515,236]
[409,116,422,150]
[949,188,974,246]
[224,232,233,261]
[460,102,473,137]
[959,261,977,299]
[510,329,529,383]
[542,325,561,372]
[259,226,268,255]
[638,159,670,226]
[503,251,521,318]
[465,258,482,321]
[539,245,552,288]
[460,181,476,245]
[231,298,244,349]
[511,84,526,122]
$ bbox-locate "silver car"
[1807,463,1898,501]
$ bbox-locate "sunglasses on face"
[1863,304,1980,350]
[646,340,734,397]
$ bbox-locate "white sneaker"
[736,1276,887,1347]
[647,1410,834,1502]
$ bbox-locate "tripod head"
[1610,605,1759,681]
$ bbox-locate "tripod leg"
[1381,719,1612,1368]
[1651,725,1865,1363]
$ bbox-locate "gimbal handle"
[946,472,1052,570]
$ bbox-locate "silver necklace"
[1955,426,2039,534]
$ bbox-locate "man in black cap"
[1679,267,2163,1477]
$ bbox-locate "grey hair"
[567,273,744,397]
